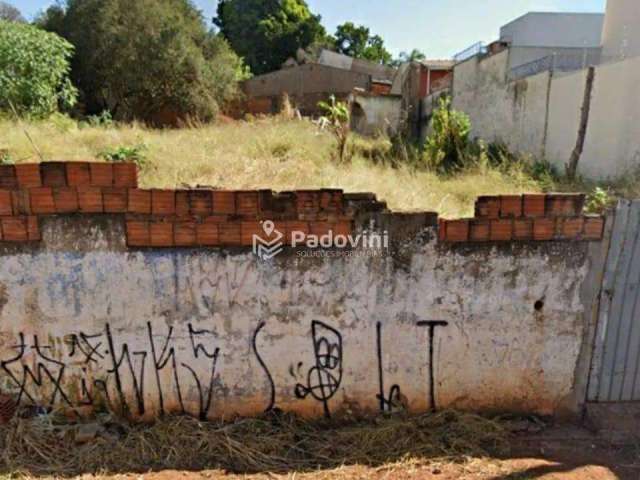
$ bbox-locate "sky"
[15,0,606,58]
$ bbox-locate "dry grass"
[0,116,543,218]
[0,410,509,479]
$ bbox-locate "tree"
[333,22,392,65]
[395,49,426,65]
[38,0,248,124]
[214,0,325,75]
[0,1,24,22]
[0,20,77,116]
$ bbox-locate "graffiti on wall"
[0,319,449,419]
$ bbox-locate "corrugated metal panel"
[589,200,640,401]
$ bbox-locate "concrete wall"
[509,46,602,71]
[0,213,599,421]
[579,56,640,178]
[350,93,403,136]
[451,50,550,157]
[602,0,640,60]
[449,45,640,179]
[500,12,604,48]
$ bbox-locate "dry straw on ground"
[0,116,542,218]
[0,410,509,478]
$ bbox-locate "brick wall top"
[439,194,604,243]
[0,163,605,247]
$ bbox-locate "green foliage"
[214,0,325,75]
[99,144,147,167]
[39,0,247,124]
[333,22,392,65]
[392,49,426,66]
[0,149,13,164]
[85,110,114,128]
[318,95,351,162]
[586,186,614,214]
[424,97,471,172]
[0,20,77,117]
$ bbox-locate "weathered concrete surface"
[0,216,593,420]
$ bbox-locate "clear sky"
[15,0,606,58]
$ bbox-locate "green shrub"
[0,20,77,117]
[585,187,614,214]
[99,144,147,168]
[318,95,351,162]
[424,97,471,172]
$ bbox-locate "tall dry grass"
[0,116,543,218]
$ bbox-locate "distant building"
[499,12,605,72]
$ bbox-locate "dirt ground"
[31,424,638,480]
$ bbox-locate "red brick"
[445,220,469,242]
[175,191,190,216]
[30,187,56,214]
[150,222,174,247]
[189,191,212,216]
[241,221,264,246]
[490,219,513,241]
[533,218,556,241]
[475,196,500,218]
[66,162,91,187]
[1,217,27,241]
[469,220,490,242]
[202,215,230,224]
[212,191,236,214]
[285,221,310,245]
[236,191,259,216]
[15,164,42,188]
[196,223,219,246]
[77,187,103,213]
[90,163,114,187]
[523,194,546,218]
[296,191,321,215]
[152,190,176,215]
[500,195,523,218]
[11,190,30,215]
[560,217,585,239]
[0,189,12,216]
[310,222,332,237]
[53,187,79,213]
[126,220,150,247]
[128,189,151,214]
[0,165,17,189]
[546,194,586,217]
[320,190,344,213]
[103,188,128,213]
[219,222,242,245]
[584,216,605,240]
[40,162,67,187]
[513,219,533,240]
[174,221,197,246]
[27,216,40,241]
[113,163,138,187]
[438,218,446,242]
[333,221,352,237]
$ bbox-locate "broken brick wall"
[0,162,606,421]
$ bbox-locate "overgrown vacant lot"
[0,117,547,218]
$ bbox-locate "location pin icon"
[262,220,275,237]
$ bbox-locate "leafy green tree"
[0,20,77,116]
[38,0,248,124]
[214,0,325,75]
[393,48,426,66]
[0,1,23,22]
[424,96,472,172]
[333,22,392,65]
